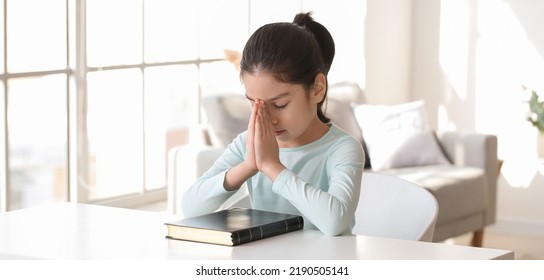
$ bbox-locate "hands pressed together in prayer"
[245,99,285,181]
[223,99,286,191]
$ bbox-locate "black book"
[165,208,304,246]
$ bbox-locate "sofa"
[167,82,499,246]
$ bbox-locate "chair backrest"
[353,173,438,242]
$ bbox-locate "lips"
[275,130,285,136]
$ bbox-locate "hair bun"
[293,12,315,27]
[292,12,335,74]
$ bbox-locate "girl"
[181,12,365,236]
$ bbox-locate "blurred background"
[0,0,543,258]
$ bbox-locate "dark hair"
[240,12,335,123]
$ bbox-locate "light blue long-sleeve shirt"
[181,124,365,236]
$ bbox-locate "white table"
[0,202,514,260]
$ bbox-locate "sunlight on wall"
[437,104,456,132]
[439,0,470,100]
[474,0,544,188]
[502,159,537,188]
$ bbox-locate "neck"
[279,119,330,148]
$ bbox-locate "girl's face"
[242,71,328,148]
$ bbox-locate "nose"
[268,109,279,125]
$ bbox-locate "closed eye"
[274,103,288,110]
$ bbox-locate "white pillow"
[378,130,451,169]
[352,100,450,171]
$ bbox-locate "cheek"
[278,107,303,123]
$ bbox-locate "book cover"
[165,208,304,246]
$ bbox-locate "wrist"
[261,162,285,181]
[224,162,258,191]
[241,161,259,176]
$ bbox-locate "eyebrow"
[245,92,290,102]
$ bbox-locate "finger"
[259,101,273,137]
[256,100,265,137]
[256,101,268,139]
[248,99,259,131]
[249,100,263,144]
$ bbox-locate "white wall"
[365,0,412,105]
[368,0,544,237]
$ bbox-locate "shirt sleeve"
[271,137,365,236]
[180,132,247,218]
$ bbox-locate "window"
[2,0,68,211]
[0,0,365,211]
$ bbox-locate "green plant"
[525,86,544,133]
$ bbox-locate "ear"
[311,73,327,103]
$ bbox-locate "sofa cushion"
[378,130,451,170]
[378,165,487,225]
[328,80,366,103]
[352,100,451,171]
[202,93,250,148]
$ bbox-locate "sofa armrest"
[437,131,499,225]
[167,144,224,214]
